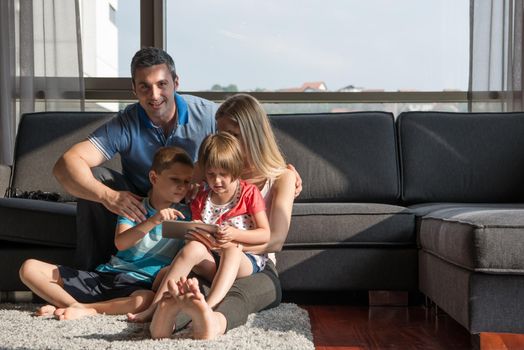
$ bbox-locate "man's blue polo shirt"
[88,93,217,195]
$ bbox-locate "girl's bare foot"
[54,303,96,320]
[35,304,56,316]
[176,278,225,340]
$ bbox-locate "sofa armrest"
[0,198,76,246]
[0,164,12,197]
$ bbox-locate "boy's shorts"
[58,265,151,303]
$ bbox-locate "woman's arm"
[244,169,296,254]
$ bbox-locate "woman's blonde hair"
[215,93,286,179]
[198,132,244,179]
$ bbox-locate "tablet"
[162,220,219,239]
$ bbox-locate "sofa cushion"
[418,205,524,274]
[277,247,418,291]
[0,198,77,247]
[285,203,415,247]
[271,112,400,203]
[11,112,121,201]
[409,202,524,218]
[398,112,524,204]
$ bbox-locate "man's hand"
[287,164,303,198]
[103,190,147,222]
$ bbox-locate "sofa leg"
[470,334,480,350]
[368,291,409,306]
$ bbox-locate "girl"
[189,132,271,307]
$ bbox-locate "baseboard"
[369,290,409,306]
[0,291,34,303]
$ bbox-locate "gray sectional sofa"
[1,109,523,334]
[399,112,524,334]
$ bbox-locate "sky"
[117,0,470,92]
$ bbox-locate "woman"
[149,93,297,339]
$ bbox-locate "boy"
[19,146,194,320]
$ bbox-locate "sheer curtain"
[470,0,524,112]
[0,0,17,166]
[0,0,84,166]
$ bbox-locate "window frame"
[83,0,497,108]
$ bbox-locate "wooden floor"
[303,305,524,350]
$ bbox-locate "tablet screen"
[162,220,219,239]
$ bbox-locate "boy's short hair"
[151,147,194,174]
[198,132,243,179]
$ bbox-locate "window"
[83,0,475,114]
[80,0,140,78]
[165,0,469,93]
[109,4,116,25]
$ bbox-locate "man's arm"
[53,140,109,201]
[53,140,146,222]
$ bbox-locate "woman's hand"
[185,182,202,202]
[286,164,303,198]
[185,227,219,250]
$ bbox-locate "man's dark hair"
[131,47,177,84]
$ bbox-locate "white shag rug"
[0,302,314,350]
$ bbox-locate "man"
[53,47,286,335]
[54,47,215,225]
[54,47,216,269]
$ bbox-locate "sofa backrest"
[271,112,400,203]
[398,111,524,204]
[11,112,121,201]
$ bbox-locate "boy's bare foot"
[127,306,155,323]
[54,303,97,320]
[176,277,225,340]
[35,304,56,316]
[149,285,183,339]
